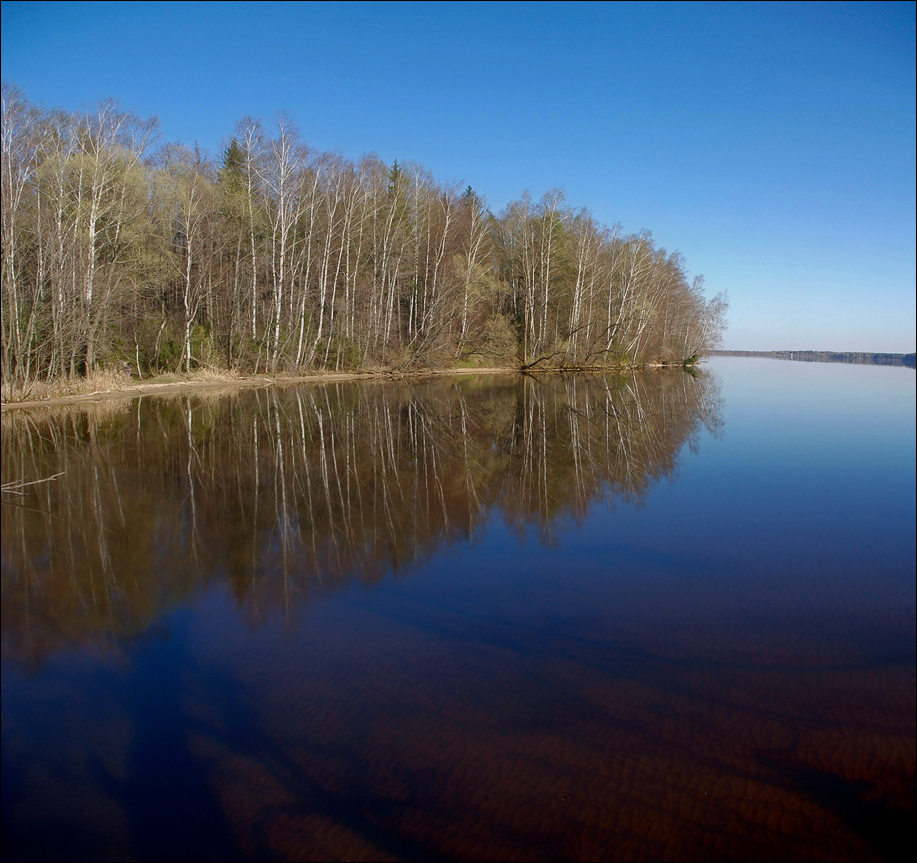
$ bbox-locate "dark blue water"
[2,359,914,861]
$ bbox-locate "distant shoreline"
[710,350,916,368]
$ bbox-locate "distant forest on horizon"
[710,350,916,368]
[1,85,727,396]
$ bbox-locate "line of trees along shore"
[1,85,727,395]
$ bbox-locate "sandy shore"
[1,367,521,412]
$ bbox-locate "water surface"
[2,360,914,861]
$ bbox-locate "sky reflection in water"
[2,360,914,862]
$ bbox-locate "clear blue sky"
[3,0,914,351]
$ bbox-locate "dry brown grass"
[1,367,244,406]
[1,365,527,411]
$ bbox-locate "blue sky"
[2,0,914,351]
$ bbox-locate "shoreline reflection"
[2,371,721,664]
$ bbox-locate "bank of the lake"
[1,361,704,412]
[0,366,516,412]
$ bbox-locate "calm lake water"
[2,358,914,862]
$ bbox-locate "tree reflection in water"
[1,371,721,662]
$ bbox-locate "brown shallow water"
[2,361,914,861]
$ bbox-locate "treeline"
[711,350,916,368]
[1,85,727,395]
